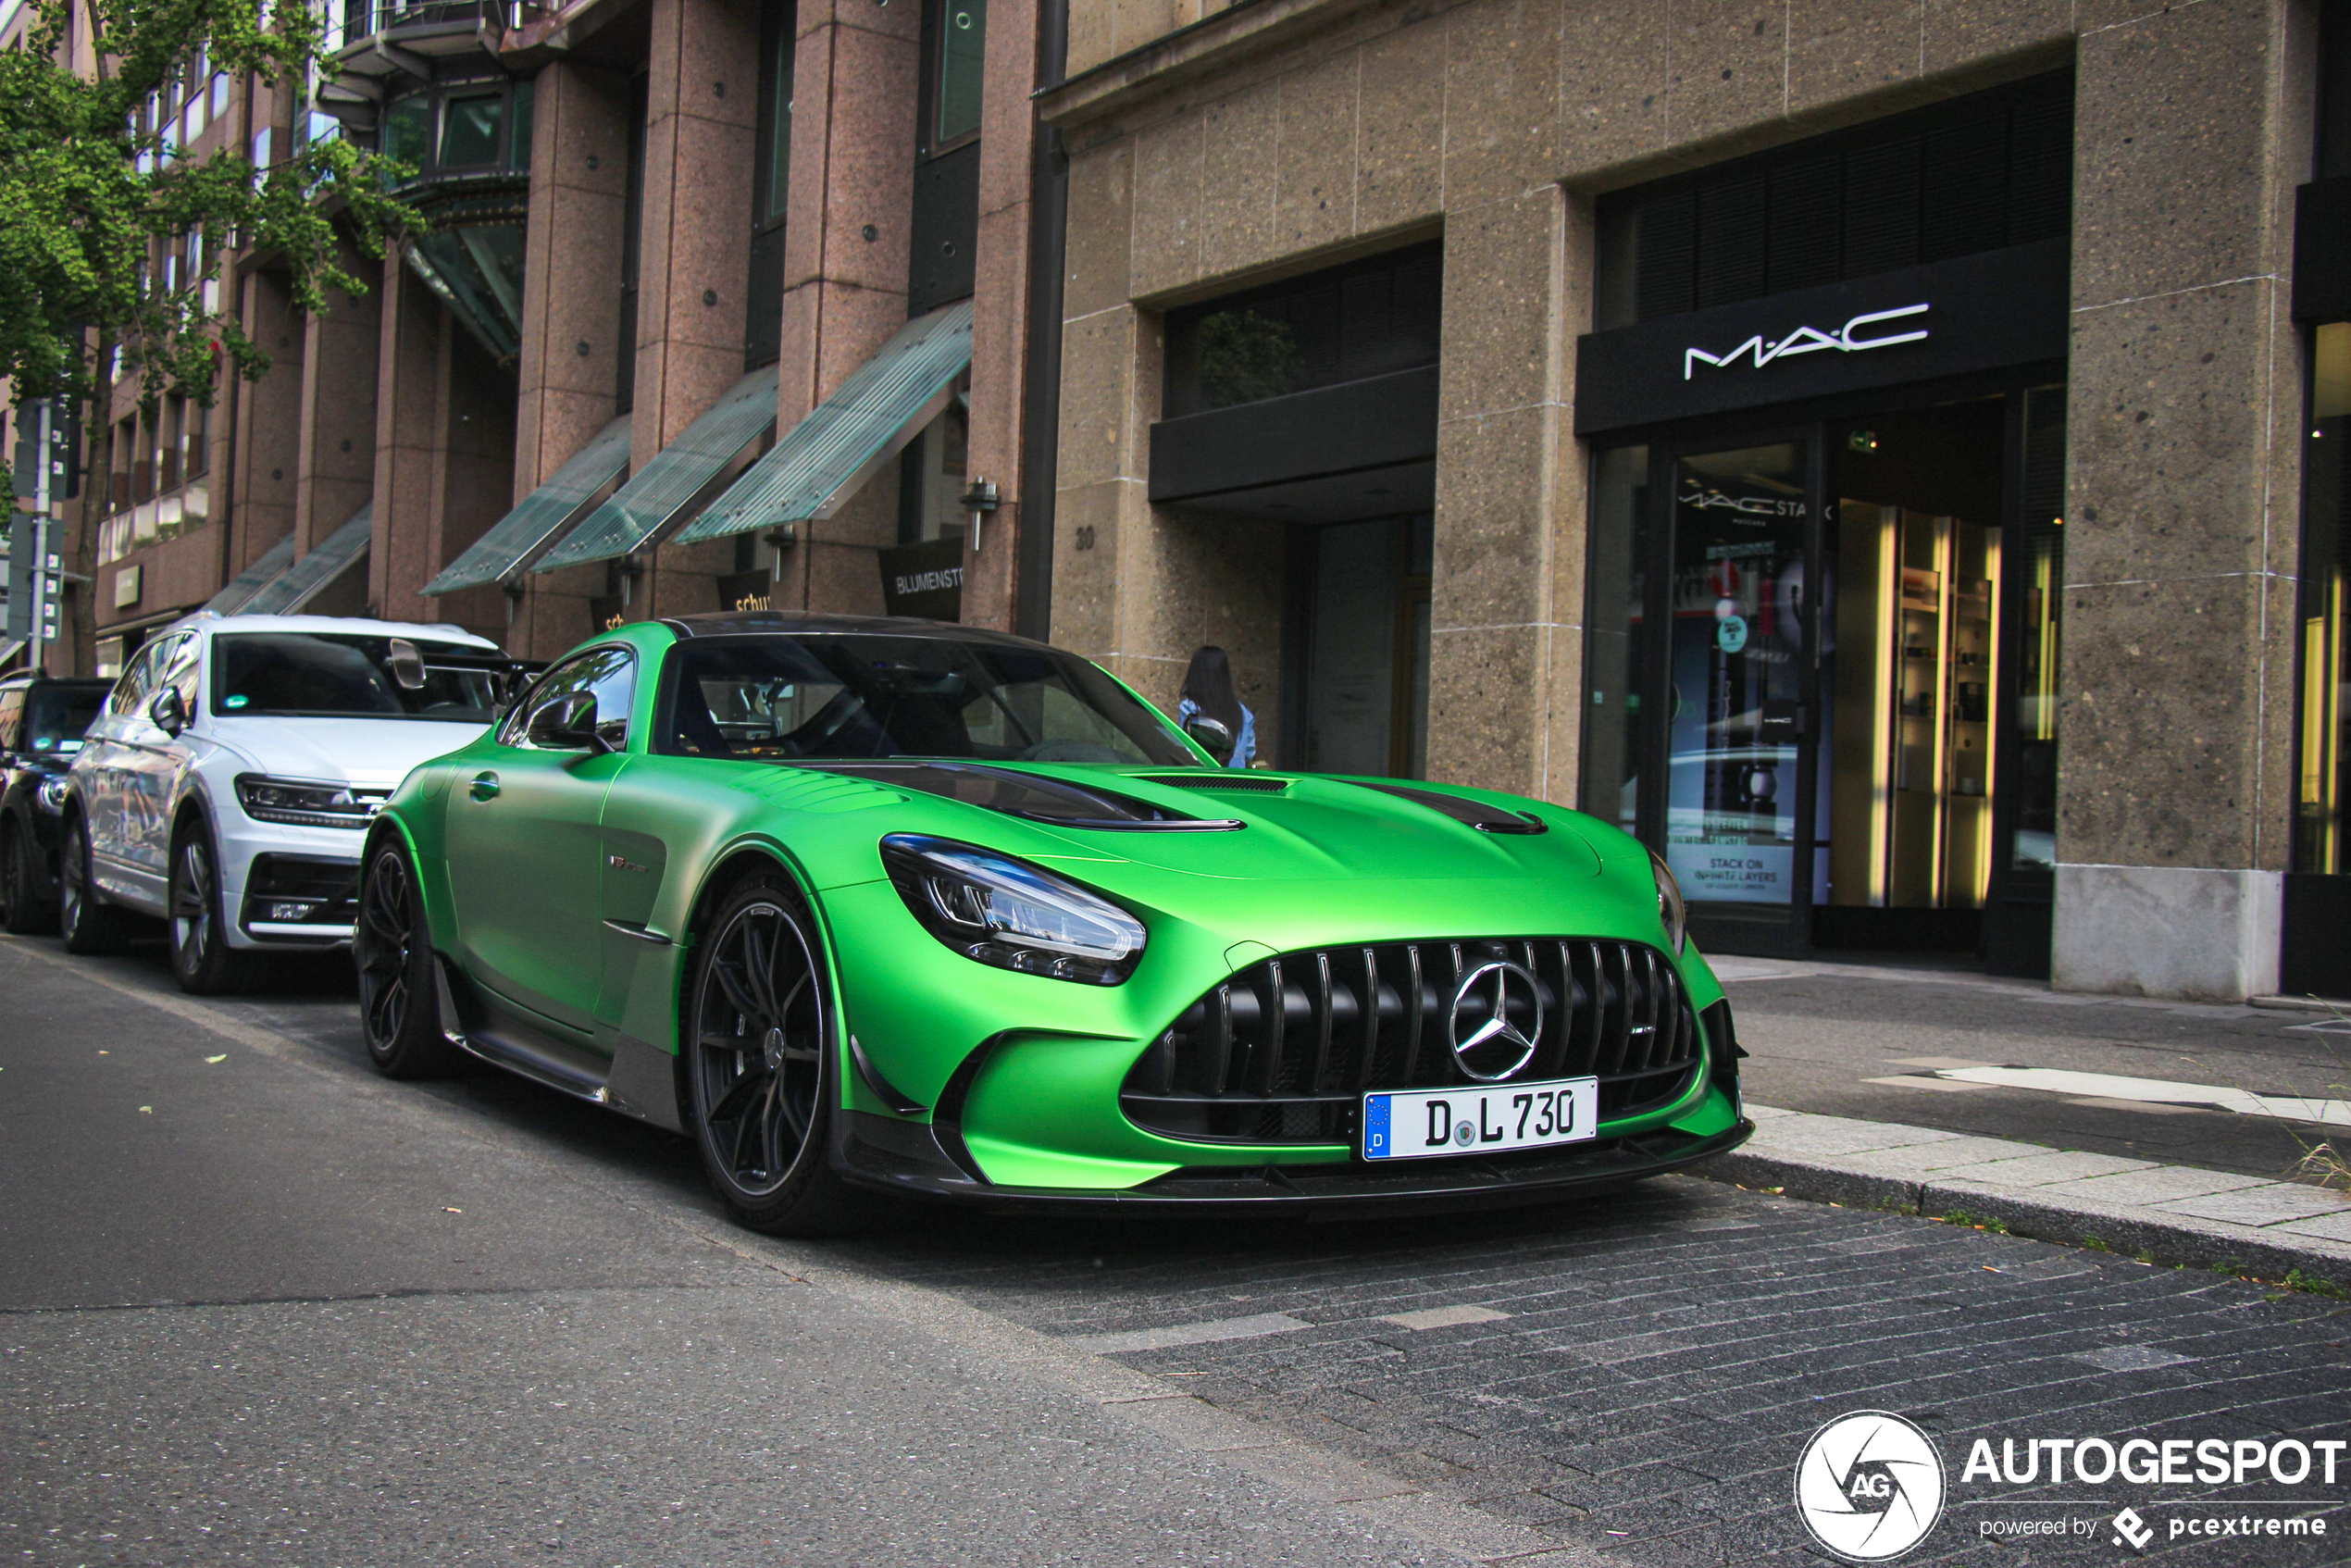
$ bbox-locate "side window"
[0,687,23,752]
[158,636,202,712]
[501,647,637,751]
[108,641,168,717]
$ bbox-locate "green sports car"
[355,611,1750,1233]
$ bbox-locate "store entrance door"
[1606,397,2027,960]
[1657,437,1820,954]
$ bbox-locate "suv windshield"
[212,633,509,722]
[662,635,1196,766]
[24,686,106,755]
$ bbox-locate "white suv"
[58,612,515,992]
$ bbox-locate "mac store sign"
[1573,237,2069,435]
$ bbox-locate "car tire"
[1,819,58,935]
[58,814,135,955]
[683,875,877,1237]
[355,839,466,1079]
[168,822,265,995]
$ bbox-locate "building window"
[932,0,985,148]
[1593,71,2072,330]
[1163,243,1442,418]
[439,93,504,168]
[755,0,795,229]
[2298,323,2351,872]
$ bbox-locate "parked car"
[57,613,517,992]
[355,611,1749,1235]
[0,673,113,934]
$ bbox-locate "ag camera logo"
[1795,1411,1947,1562]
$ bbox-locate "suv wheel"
[169,823,262,995]
[58,815,136,956]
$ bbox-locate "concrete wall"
[1042,0,2317,998]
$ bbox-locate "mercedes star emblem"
[1447,960,1543,1081]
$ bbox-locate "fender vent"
[1121,938,1704,1145]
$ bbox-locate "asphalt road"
[1725,958,2351,1182]
[5,932,2350,1567]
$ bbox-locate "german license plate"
[1362,1076,1598,1161]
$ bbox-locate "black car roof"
[0,675,112,692]
[659,610,1046,651]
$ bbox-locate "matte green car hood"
[991,766,1605,882]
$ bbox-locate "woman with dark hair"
[1175,645,1256,767]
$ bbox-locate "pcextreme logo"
[1795,1411,1948,1562]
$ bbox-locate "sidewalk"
[1695,1103,2351,1289]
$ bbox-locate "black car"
[0,673,113,934]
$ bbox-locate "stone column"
[2050,0,2311,1000]
[767,0,919,616]
[635,0,761,620]
[292,243,381,555]
[369,260,442,621]
[959,0,1038,632]
[230,269,303,573]
[511,60,632,657]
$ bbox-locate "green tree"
[0,0,417,662]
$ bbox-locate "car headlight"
[35,778,69,815]
[881,834,1147,985]
[1650,851,1687,954]
[234,775,379,828]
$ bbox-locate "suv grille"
[1121,938,1703,1145]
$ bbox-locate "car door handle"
[468,772,501,802]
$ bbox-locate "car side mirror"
[527,691,612,753]
[1182,714,1235,765]
[386,638,428,691]
[146,687,188,738]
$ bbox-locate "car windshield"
[662,635,1198,766]
[212,633,509,722]
[24,687,106,755]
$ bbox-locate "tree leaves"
[0,0,421,444]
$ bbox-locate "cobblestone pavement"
[13,939,2351,1567]
[845,1180,2351,1566]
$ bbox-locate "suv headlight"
[881,834,1147,985]
[1650,851,1687,954]
[235,775,379,828]
[35,777,70,815]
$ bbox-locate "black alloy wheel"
[168,825,261,995]
[686,877,870,1235]
[1,821,56,935]
[58,815,133,955]
[356,841,465,1078]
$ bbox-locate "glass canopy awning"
[243,507,372,615]
[673,302,974,545]
[531,368,778,573]
[203,533,298,615]
[422,413,633,596]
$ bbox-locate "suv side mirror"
[386,638,428,691]
[1182,714,1235,765]
[527,691,612,753]
[146,687,188,738]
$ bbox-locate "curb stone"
[1691,1107,2351,1291]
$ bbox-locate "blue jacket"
[1175,697,1256,767]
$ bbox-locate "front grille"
[1121,938,1704,1145]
